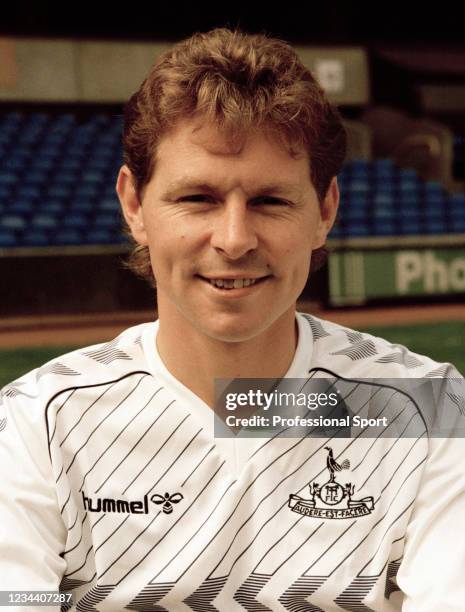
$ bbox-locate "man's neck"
[155,306,298,409]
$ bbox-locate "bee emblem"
[151,492,184,514]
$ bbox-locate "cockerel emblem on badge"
[288,447,375,519]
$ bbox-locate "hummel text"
[82,491,149,514]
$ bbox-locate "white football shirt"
[0,312,464,611]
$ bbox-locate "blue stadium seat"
[1,215,28,230]
[75,185,99,198]
[373,158,395,177]
[30,159,55,170]
[0,171,19,185]
[93,214,118,228]
[48,185,72,199]
[0,230,18,247]
[345,208,368,221]
[448,193,465,211]
[399,221,422,235]
[21,230,50,247]
[17,185,41,199]
[373,207,396,219]
[399,193,420,207]
[373,193,395,206]
[99,197,119,210]
[85,229,114,244]
[82,171,104,183]
[45,200,66,213]
[70,197,94,212]
[54,172,78,184]
[54,229,83,245]
[375,222,396,236]
[346,223,371,237]
[22,171,48,186]
[0,185,11,199]
[10,200,35,214]
[423,204,445,219]
[60,159,84,171]
[424,219,447,234]
[31,214,58,229]
[400,207,421,219]
[450,218,465,232]
[63,213,88,228]
[347,181,370,193]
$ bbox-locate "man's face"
[118,116,338,343]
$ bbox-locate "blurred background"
[0,1,464,382]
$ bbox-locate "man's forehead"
[159,115,307,160]
[147,116,313,199]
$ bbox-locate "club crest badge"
[288,447,375,519]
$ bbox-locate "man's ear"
[116,165,148,245]
[314,176,340,249]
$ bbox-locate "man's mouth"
[197,275,270,290]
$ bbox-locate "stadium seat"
[1,215,27,230]
[0,230,18,247]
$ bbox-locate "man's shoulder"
[0,322,154,412]
[298,311,460,379]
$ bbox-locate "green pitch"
[0,322,464,388]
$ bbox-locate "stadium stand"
[1,110,465,249]
[335,159,465,238]
[0,111,124,248]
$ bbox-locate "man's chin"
[195,310,291,344]
[201,321,266,344]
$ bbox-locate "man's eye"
[180,194,212,202]
[254,197,288,206]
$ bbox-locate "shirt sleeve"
[0,375,67,597]
[397,376,465,611]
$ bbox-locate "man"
[1,28,464,611]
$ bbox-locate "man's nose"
[210,199,258,259]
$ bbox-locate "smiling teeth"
[209,278,258,289]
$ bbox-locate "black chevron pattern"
[83,338,132,365]
[425,364,454,378]
[375,353,423,368]
[278,575,326,612]
[75,585,115,611]
[334,575,378,611]
[446,392,465,416]
[183,576,228,611]
[135,335,144,349]
[37,362,81,379]
[302,314,330,341]
[384,560,401,600]
[345,330,365,344]
[233,573,272,611]
[1,381,36,399]
[125,583,175,611]
[59,578,90,612]
[60,577,90,592]
[331,339,379,361]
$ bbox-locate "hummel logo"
[151,492,184,514]
[81,491,184,515]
